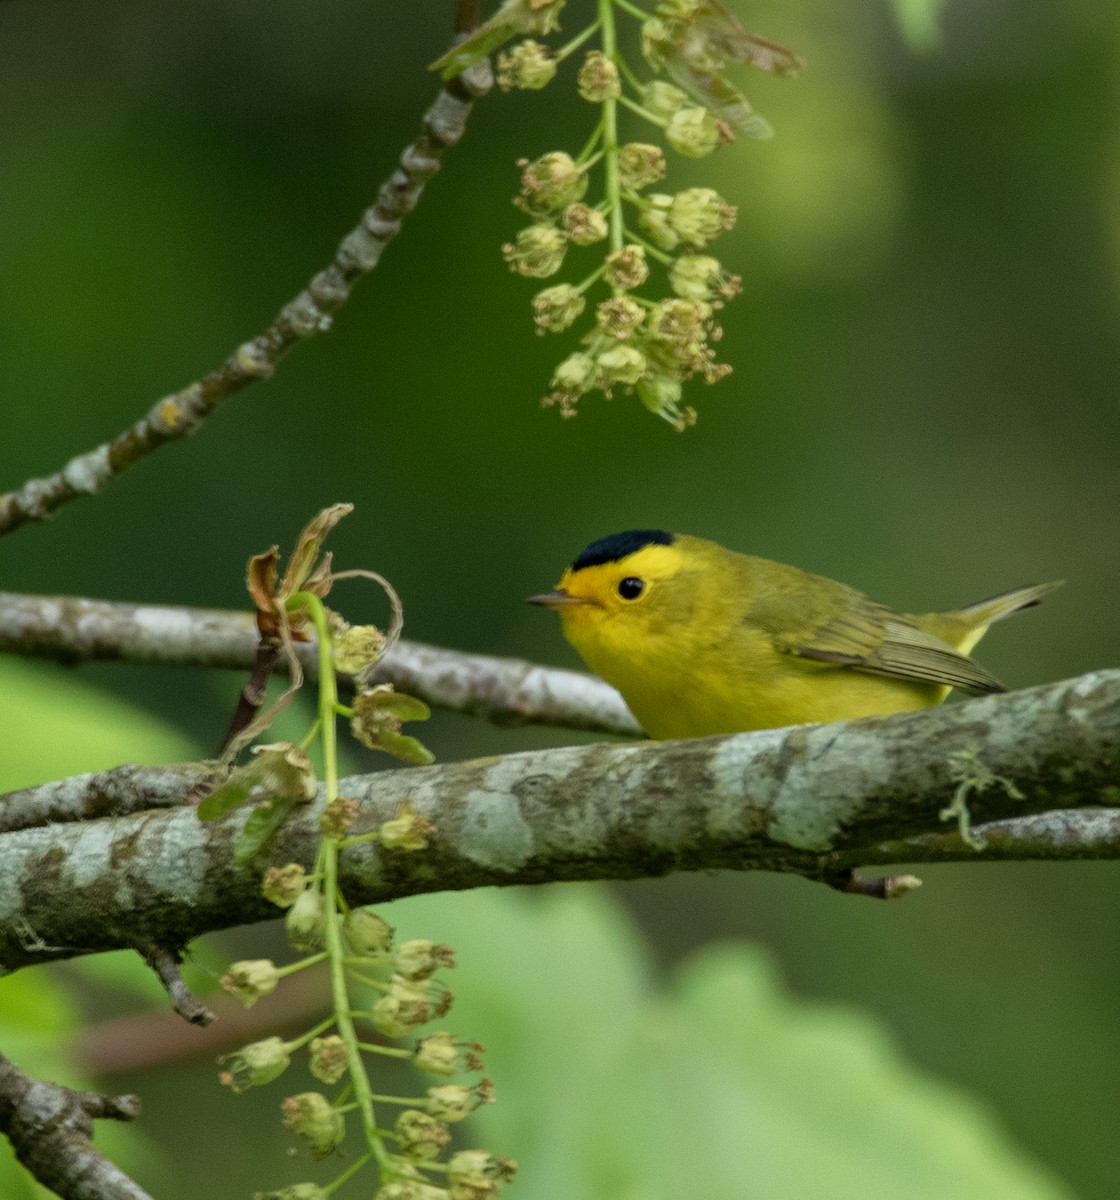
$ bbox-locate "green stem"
[598,0,624,257]
[322,1151,375,1197]
[286,590,390,1171]
[284,1014,338,1052]
[556,18,602,61]
[357,1042,414,1058]
[275,951,329,978]
[615,51,644,93]
[619,93,667,126]
[613,0,652,21]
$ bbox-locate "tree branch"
[0,62,493,539]
[0,592,642,736]
[0,670,1115,973]
[0,1052,149,1200]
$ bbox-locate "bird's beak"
[526,588,586,608]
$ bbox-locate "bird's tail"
[931,580,1064,655]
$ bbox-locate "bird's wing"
[767,587,1007,696]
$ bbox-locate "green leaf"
[234,795,299,866]
[388,886,1075,1200]
[196,776,253,821]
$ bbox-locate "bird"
[528,529,1061,739]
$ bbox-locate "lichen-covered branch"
[0,592,642,736]
[0,670,1115,974]
[0,62,493,539]
[0,1052,149,1200]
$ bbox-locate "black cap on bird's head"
[570,529,675,572]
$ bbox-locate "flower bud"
[426,1079,494,1123]
[640,17,672,64]
[396,939,455,982]
[376,1181,449,1200]
[380,799,436,852]
[281,1092,345,1161]
[319,795,359,839]
[551,352,596,394]
[221,959,281,1007]
[253,742,318,802]
[332,624,385,674]
[262,863,307,908]
[618,143,666,191]
[637,194,681,252]
[395,1109,452,1161]
[308,1035,349,1085]
[372,975,432,1038]
[596,297,644,341]
[669,254,721,301]
[502,224,567,278]
[603,246,649,291]
[414,1032,485,1077]
[220,1037,291,1092]
[665,106,722,158]
[496,39,557,91]
[577,50,620,102]
[561,202,609,246]
[517,152,587,215]
[668,188,736,246]
[532,284,586,334]
[285,886,325,953]
[344,906,394,955]
[637,377,685,424]
[596,344,647,386]
[641,80,690,120]
[448,1150,517,1200]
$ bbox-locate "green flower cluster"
[484,0,802,427]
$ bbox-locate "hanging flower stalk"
[435,0,805,428]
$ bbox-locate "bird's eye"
[617,577,645,601]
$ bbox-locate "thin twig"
[0,62,493,539]
[139,944,216,1026]
[0,1051,150,1200]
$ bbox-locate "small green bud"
[221,959,281,1007]
[637,194,681,252]
[618,143,666,191]
[319,795,359,839]
[517,152,587,215]
[641,80,690,120]
[285,886,325,953]
[219,1037,291,1093]
[332,624,385,674]
[551,352,596,393]
[376,1181,449,1200]
[395,1109,452,1161]
[665,106,722,158]
[414,1032,485,1077]
[561,202,609,246]
[281,1092,345,1161]
[577,50,620,102]
[344,906,395,955]
[668,187,736,246]
[603,245,649,291]
[372,975,432,1038]
[380,799,436,852]
[502,223,567,278]
[532,284,586,334]
[596,344,647,386]
[426,1079,494,1123]
[396,939,455,982]
[252,742,319,802]
[496,39,557,91]
[308,1035,349,1085]
[262,863,307,908]
[448,1150,517,1200]
[637,377,686,425]
[669,254,730,302]
[596,297,644,341]
[640,17,672,64]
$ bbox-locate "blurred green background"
[1,0,1118,1196]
